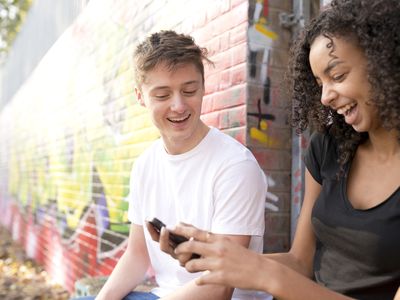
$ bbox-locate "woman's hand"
[145,221,194,264]
[173,224,266,291]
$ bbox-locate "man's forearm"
[96,250,149,300]
[160,279,233,300]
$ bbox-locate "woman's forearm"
[263,252,313,278]
[259,258,354,300]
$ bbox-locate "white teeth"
[337,103,356,115]
[168,115,189,122]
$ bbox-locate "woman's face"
[309,35,381,133]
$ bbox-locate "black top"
[304,131,400,300]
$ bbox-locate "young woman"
[159,0,400,299]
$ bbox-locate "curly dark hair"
[289,0,400,170]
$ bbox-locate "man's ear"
[135,87,146,107]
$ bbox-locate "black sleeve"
[304,132,326,185]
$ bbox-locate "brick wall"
[0,0,293,292]
[247,0,292,251]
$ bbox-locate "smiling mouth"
[337,102,357,116]
[167,114,191,123]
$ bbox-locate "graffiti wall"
[0,0,252,292]
[247,0,293,251]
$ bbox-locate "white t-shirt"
[128,127,271,300]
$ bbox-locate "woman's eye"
[332,73,345,81]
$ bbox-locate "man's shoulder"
[134,139,162,165]
[208,127,254,160]
[209,127,247,149]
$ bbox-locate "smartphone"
[147,217,200,259]
[148,217,189,246]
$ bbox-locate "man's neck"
[163,123,210,155]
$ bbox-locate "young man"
[94,30,268,300]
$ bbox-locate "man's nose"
[171,94,186,112]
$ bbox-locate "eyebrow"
[324,60,344,75]
[149,80,200,93]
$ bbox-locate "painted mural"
[247,0,280,212]
[0,0,264,292]
[247,0,281,149]
[0,0,160,291]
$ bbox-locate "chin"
[351,124,370,133]
[351,125,363,132]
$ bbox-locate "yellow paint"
[260,119,268,130]
[250,127,278,147]
[255,21,278,40]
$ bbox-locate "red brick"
[231,0,246,9]
[265,213,290,235]
[204,72,221,94]
[206,1,221,22]
[219,31,231,52]
[231,1,249,27]
[201,95,214,114]
[263,233,290,252]
[219,69,231,90]
[222,126,246,145]
[231,63,246,85]
[200,111,219,128]
[212,51,232,72]
[212,85,246,111]
[210,13,232,37]
[231,43,247,66]
[230,22,248,46]
[250,148,291,171]
[192,10,207,30]
[218,105,246,129]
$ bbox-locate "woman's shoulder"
[305,129,340,183]
[308,130,337,154]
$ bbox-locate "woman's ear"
[135,87,146,107]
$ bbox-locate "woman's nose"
[320,84,337,107]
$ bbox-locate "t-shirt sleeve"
[304,132,325,184]
[211,159,267,237]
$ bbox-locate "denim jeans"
[72,291,159,300]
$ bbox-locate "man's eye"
[155,95,169,99]
[183,90,196,96]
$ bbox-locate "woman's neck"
[365,128,400,161]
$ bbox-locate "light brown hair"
[133,30,213,88]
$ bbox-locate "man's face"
[136,62,207,154]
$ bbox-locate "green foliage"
[0,0,32,62]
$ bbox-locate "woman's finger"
[195,270,223,286]
[176,251,194,267]
[159,227,176,257]
[185,255,215,274]
[145,221,160,242]
[171,223,201,239]
[173,224,216,243]
[175,239,210,258]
